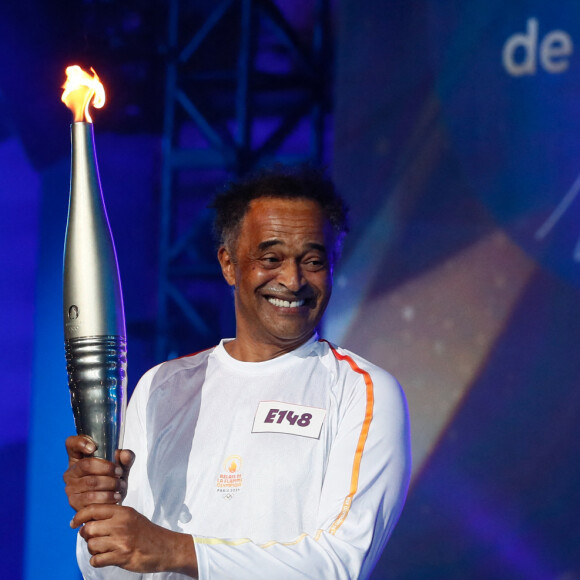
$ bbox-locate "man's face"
[218,197,335,360]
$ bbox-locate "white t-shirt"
[77,336,411,579]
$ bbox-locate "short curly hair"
[211,164,349,257]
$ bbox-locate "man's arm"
[64,361,200,578]
[71,503,197,576]
[64,436,198,577]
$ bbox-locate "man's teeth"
[267,297,305,308]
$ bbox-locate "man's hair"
[211,164,349,256]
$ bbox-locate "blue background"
[1,0,579,578]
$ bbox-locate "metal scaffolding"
[156,0,333,360]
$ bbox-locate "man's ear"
[218,246,236,287]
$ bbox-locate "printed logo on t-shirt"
[252,401,326,439]
[216,455,243,500]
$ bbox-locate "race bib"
[252,401,326,439]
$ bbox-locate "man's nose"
[278,260,304,292]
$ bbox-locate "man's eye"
[261,256,280,266]
[303,258,326,270]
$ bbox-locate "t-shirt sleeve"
[194,356,412,580]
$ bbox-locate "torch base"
[65,335,127,462]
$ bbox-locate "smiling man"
[64,165,411,579]
[218,195,333,361]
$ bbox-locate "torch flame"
[61,65,105,123]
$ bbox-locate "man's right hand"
[64,435,135,512]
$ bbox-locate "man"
[64,165,411,579]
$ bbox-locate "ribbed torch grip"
[65,335,127,461]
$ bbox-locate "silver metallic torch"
[62,66,127,461]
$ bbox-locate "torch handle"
[66,335,127,462]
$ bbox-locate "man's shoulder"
[316,340,409,434]
[317,339,395,377]
[321,341,407,413]
[134,345,217,394]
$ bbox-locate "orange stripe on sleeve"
[322,340,375,535]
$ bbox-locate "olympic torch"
[61,65,127,462]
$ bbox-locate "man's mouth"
[266,297,306,308]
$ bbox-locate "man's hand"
[72,504,198,577]
[64,435,135,512]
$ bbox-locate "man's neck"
[223,334,313,362]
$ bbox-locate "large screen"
[328,1,580,577]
